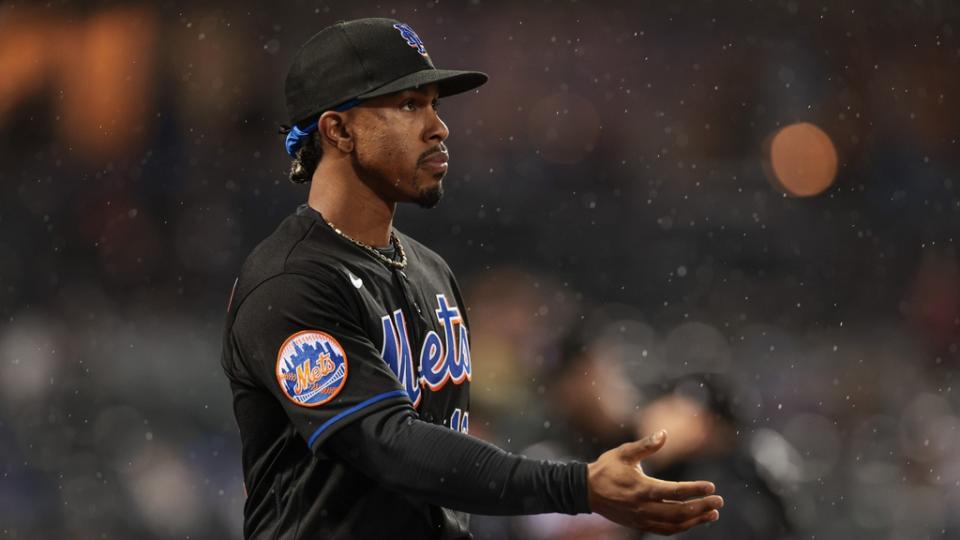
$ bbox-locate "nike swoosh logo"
[347,271,363,289]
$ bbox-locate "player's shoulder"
[230,208,348,312]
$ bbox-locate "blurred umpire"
[220,17,724,539]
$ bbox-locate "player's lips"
[419,152,449,172]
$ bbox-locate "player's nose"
[425,111,449,144]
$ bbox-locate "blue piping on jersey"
[307,389,408,448]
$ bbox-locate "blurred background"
[1,0,959,538]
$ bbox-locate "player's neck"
[307,159,396,248]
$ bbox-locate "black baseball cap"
[285,18,488,127]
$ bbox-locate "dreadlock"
[288,128,323,184]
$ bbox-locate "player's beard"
[414,145,447,208]
[349,149,444,208]
[416,179,443,209]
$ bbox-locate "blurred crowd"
[1,1,959,539]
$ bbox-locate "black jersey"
[221,204,474,539]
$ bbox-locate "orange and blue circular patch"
[275,330,348,407]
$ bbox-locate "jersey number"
[449,408,469,434]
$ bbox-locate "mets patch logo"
[276,330,348,407]
[393,23,428,56]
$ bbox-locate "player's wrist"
[584,460,598,513]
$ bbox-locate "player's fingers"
[673,509,721,532]
[637,496,724,523]
[618,429,668,462]
[641,510,720,536]
[643,477,716,501]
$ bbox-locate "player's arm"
[327,405,723,534]
[327,403,587,515]
[228,272,413,452]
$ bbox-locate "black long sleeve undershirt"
[326,404,591,516]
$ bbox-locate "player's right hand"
[586,429,723,535]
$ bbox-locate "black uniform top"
[221,204,480,539]
[222,205,589,539]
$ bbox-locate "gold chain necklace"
[321,215,407,270]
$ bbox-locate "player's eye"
[401,99,418,112]
[432,99,440,112]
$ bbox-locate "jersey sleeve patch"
[275,330,348,407]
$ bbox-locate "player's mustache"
[418,144,448,164]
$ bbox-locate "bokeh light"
[765,122,838,197]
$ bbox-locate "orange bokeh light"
[0,6,156,159]
[766,122,838,197]
[0,20,49,125]
[57,6,157,158]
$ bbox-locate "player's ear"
[319,111,354,153]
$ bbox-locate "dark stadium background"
[1,1,958,538]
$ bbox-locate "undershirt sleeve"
[326,403,591,516]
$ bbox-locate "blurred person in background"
[462,266,583,450]
[505,321,796,540]
[636,374,795,540]
[504,316,661,540]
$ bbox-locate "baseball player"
[221,17,723,539]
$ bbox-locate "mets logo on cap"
[393,23,428,57]
[276,330,348,407]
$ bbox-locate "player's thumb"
[619,429,667,463]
